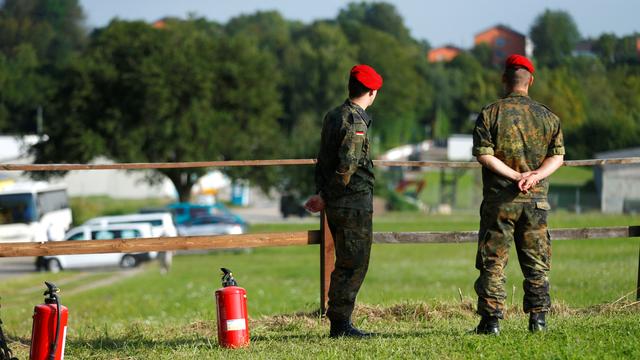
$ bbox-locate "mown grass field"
[1,211,639,359]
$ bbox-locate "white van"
[83,212,177,238]
[0,182,72,242]
[37,223,155,272]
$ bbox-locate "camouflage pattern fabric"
[325,207,373,322]
[315,99,374,210]
[472,91,565,203]
[315,99,375,322]
[475,201,552,317]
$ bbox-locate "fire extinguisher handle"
[44,281,60,297]
[220,268,238,287]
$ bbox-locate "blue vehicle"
[167,202,246,227]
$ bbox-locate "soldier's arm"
[519,117,565,191]
[477,155,523,181]
[518,155,564,192]
[472,111,522,181]
[335,115,366,186]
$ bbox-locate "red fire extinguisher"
[30,282,68,360]
[215,268,249,348]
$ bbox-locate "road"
[0,190,317,279]
[0,257,37,280]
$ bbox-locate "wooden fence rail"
[1,156,640,171]
[1,223,638,307]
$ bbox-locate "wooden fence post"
[630,225,640,301]
[320,211,335,315]
[637,242,640,301]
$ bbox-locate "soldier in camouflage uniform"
[305,64,382,338]
[472,54,565,335]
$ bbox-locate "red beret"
[505,54,534,74]
[350,64,383,90]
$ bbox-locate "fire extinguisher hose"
[0,299,18,360]
[48,294,61,360]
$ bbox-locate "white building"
[594,147,640,213]
[0,136,176,199]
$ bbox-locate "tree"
[0,0,86,64]
[0,0,86,133]
[32,20,283,201]
[0,44,47,132]
[277,21,358,196]
[337,3,431,149]
[615,34,640,64]
[337,2,412,43]
[530,65,587,135]
[593,33,618,65]
[471,43,494,69]
[530,9,581,67]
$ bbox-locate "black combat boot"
[528,312,547,333]
[473,315,500,335]
[329,320,373,338]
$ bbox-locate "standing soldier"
[472,54,564,334]
[305,64,382,338]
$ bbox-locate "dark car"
[280,193,308,218]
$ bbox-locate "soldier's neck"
[507,86,529,96]
[349,97,369,111]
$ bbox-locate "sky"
[80,0,639,48]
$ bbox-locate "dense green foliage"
[1,2,639,198]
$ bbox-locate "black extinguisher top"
[43,281,60,304]
[221,268,238,287]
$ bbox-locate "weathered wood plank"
[2,157,639,171]
[372,226,640,244]
[0,231,321,257]
[373,231,477,243]
[0,159,317,171]
[0,226,636,258]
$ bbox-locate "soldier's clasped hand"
[304,195,326,213]
[518,171,540,194]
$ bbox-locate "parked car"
[177,215,245,236]
[83,212,177,237]
[280,193,308,218]
[36,223,155,273]
[168,202,246,227]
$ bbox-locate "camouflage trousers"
[325,207,373,323]
[475,201,552,318]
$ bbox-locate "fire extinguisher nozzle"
[220,268,238,287]
[44,281,60,297]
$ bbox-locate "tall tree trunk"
[164,170,194,202]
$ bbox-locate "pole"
[637,240,640,301]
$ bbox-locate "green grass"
[1,212,638,359]
[70,196,172,225]
[549,166,593,186]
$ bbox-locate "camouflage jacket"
[315,99,375,210]
[472,91,565,203]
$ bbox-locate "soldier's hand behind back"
[518,172,540,193]
[304,195,325,213]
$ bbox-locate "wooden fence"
[1,157,640,308]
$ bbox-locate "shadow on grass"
[66,336,215,351]
[250,328,463,342]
